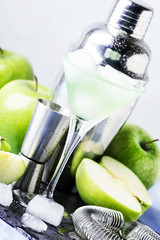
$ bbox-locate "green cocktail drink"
[64,54,142,123]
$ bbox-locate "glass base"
[13,189,35,208]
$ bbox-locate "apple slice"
[0,151,26,184]
[76,157,152,222]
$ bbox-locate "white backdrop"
[0,0,160,143]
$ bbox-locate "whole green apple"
[105,123,160,189]
[0,79,51,154]
[0,49,34,88]
[76,157,152,222]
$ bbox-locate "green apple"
[0,137,11,152]
[0,79,51,154]
[70,140,104,178]
[0,151,26,184]
[0,49,34,88]
[105,123,160,189]
[76,157,152,222]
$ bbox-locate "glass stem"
[43,114,93,199]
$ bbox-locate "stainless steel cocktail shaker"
[47,0,153,191]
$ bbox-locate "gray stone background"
[0,0,160,142]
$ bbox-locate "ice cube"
[68,49,96,72]
[26,195,64,226]
[126,54,148,76]
[97,65,135,89]
[21,213,47,233]
[0,183,13,207]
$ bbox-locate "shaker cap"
[107,0,153,39]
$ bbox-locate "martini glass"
[43,53,143,199]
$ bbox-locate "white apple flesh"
[76,157,152,222]
[0,151,26,184]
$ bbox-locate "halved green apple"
[76,157,152,222]
[0,151,26,184]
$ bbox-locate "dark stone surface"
[0,191,84,240]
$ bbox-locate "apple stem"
[141,139,159,150]
[0,137,6,148]
[34,75,38,92]
[0,137,6,142]
[0,48,4,56]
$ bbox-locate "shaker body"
[51,22,151,146]
[48,29,150,192]
[47,0,153,192]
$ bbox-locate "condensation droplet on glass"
[129,25,134,31]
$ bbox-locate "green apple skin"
[76,158,152,222]
[105,123,160,189]
[70,140,104,178]
[0,50,34,88]
[0,151,26,184]
[0,80,51,154]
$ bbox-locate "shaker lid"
[107,0,153,39]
